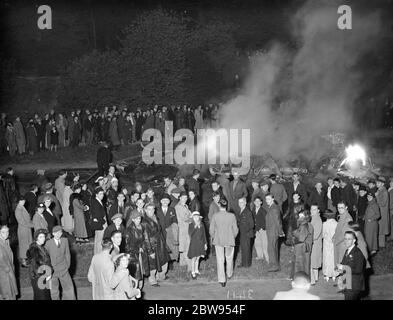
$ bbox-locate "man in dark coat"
[236,197,255,268]
[228,170,248,215]
[265,193,285,272]
[24,184,38,218]
[340,178,357,220]
[331,178,342,209]
[187,169,201,198]
[90,188,108,254]
[286,172,308,205]
[337,231,366,300]
[26,120,38,154]
[35,118,46,150]
[307,182,328,213]
[96,142,112,177]
[0,182,10,225]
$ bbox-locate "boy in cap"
[45,226,76,300]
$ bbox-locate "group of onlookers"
[0,104,221,156]
[1,161,393,300]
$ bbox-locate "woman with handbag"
[26,229,53,300]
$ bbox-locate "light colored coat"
[322,218,337,278]
[45,237,71,276]
[61,186,74,232]
[87,250,117,300]
[55,176,66,206]
[175,203,192,252]
[310,213,322,269]
[364,199,380,253]
[15,204,34,259]
[209,209,239,247]
[332,212,353,266]
[111,268,140,300]
[0,238,18,300]
[376,186,390,236]
[33,212,48,232]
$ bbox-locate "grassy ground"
[0,143,141,172]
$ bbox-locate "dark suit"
[45,237,75,300]
[341,185,357,219]
[341,245,366,300]
[286,182,308,204]
[331,186,341,208]
[24,191,37,218]
[308,188,328,213]
[43,209,58,233]
[266,203,284,271]
[229,179,248,214]
[90,198,107,231]
[237,207,254,267]
[96,146,112,176]
[187,178,201,197]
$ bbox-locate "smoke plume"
[220,0,382,163]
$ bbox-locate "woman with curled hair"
[112,254,141,300]
[70,183,89,243]
[26,229,53,300]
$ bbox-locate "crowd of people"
[0,104,221,156]
[1,160,393,300]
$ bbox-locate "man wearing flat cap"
[103,213,125,241]
[375,177,390,248]
[45,226,75,300]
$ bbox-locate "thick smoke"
[220,0,381,163]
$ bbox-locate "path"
[18,274,393,300]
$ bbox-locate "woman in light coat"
[364,193,380,254]
[112,254,141,300]
[0,225,18,300]
[174,194,192,271]
[61,180,74,233]
[32,204,48,232]
[322,211,338,281]
[15,196,34,267]
[310,205,323,285]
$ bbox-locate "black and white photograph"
[0,0,393,305]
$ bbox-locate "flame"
[340,144,367,167]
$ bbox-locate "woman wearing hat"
[124,210,151,289]
[15,196,34,267]
[364,192,380,255]
[188,211,207,279]
[143,203,170,285]
[322,210,338,282]
[26,229,52,300]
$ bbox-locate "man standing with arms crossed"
[210,199,239,287]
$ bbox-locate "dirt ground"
[18,274,393,300]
